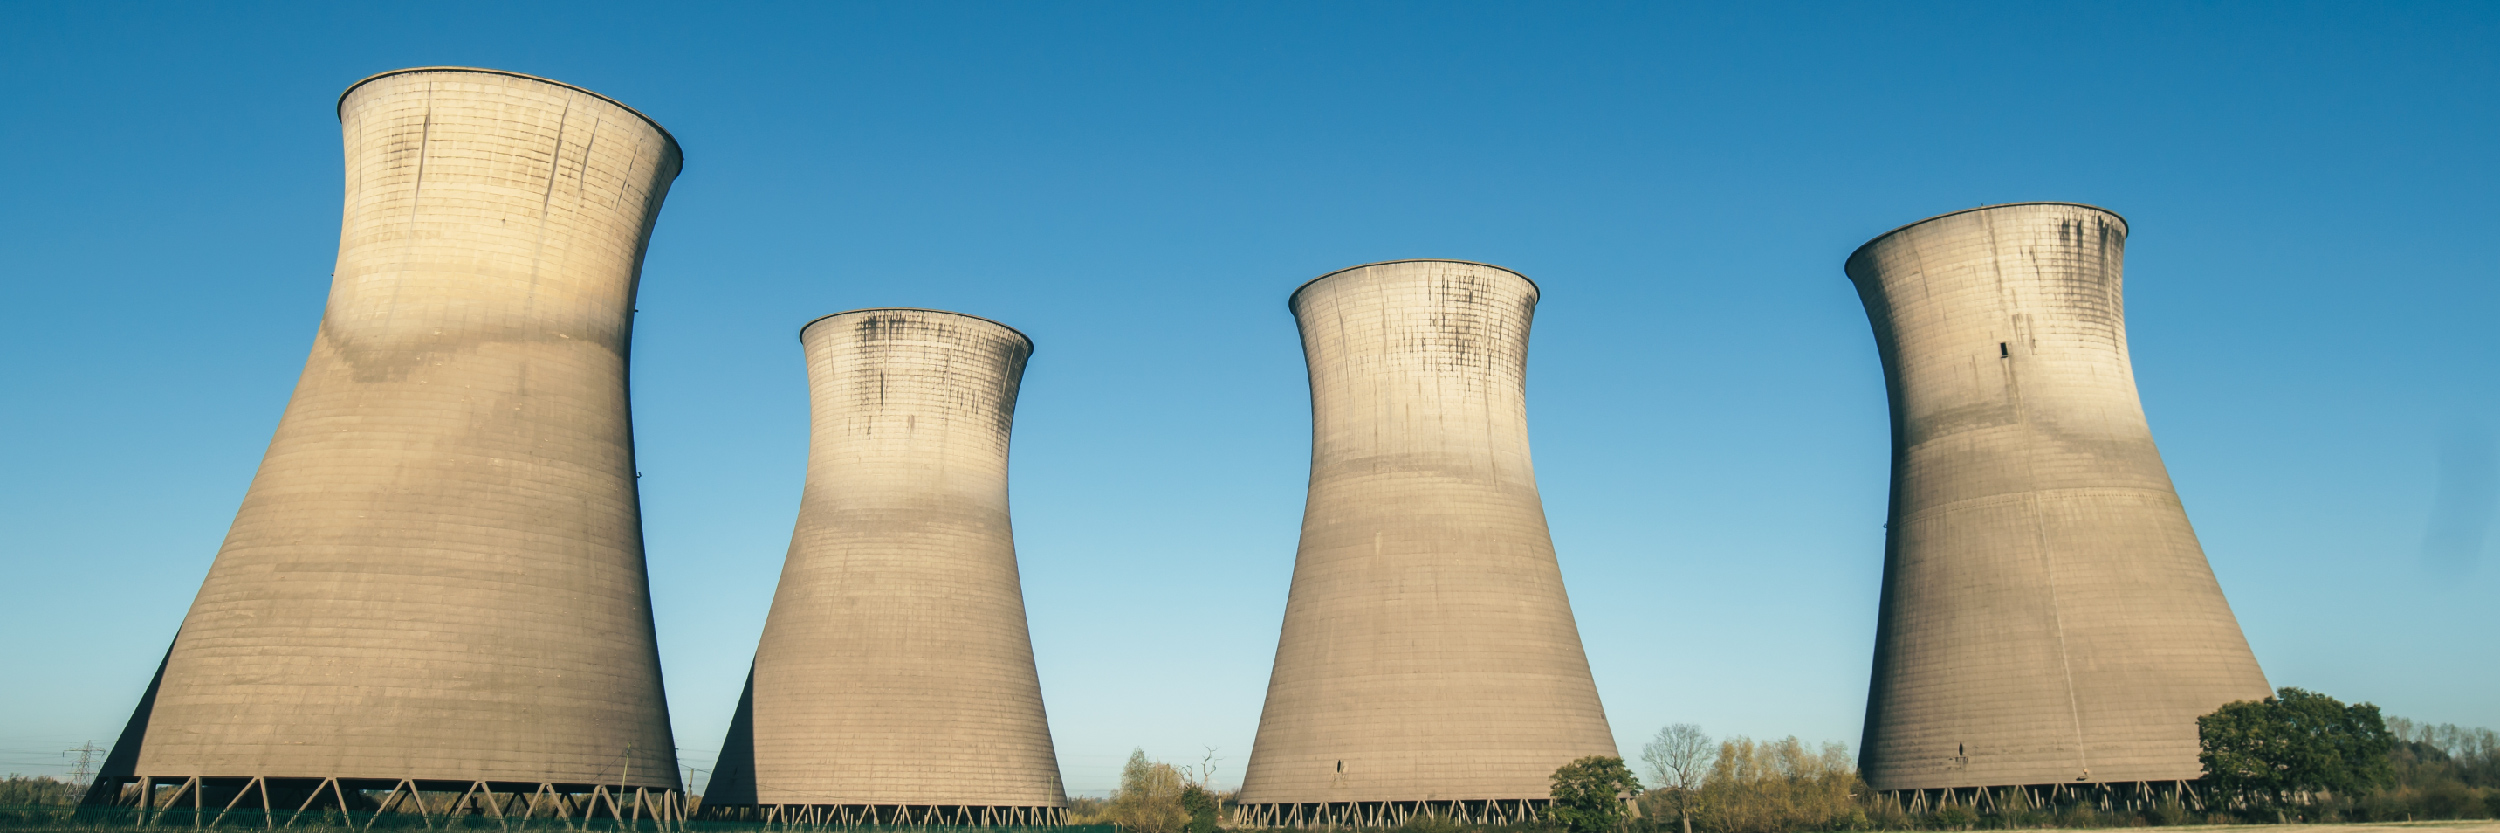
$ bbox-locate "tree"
[1640,724,1716,833]
[1179,747,1222,833]
[1179,785,1218,833]
[1691,737,1857,833]
[2199,687,2395,808]
[1550,756,1643,833]
[1108,749,1190,833]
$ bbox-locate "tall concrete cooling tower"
[90,67,686,820]
[1845,203,2270,798]
[1238,260,1617,828]
[700,309,1067,826]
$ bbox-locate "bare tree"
[1641,724,1715,833]
[1180,748,1223,833]
[1181,747,1220,791]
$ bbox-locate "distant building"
[1845,203,2271,796]
[89,67,686,819]
[701,309,1067,826]
[1238,260,1618,828]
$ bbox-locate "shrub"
[1107,750,1189,833]
[1549,756,1641,833]
[0,777,78,808]
[1179,784,1218,833]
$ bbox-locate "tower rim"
[797,307,1036,354]
[338,66,683,169]
[1845,202,2128,274]
[1288,259,1540,312]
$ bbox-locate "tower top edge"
[796,307,1036,354]
[1287,259,1540,311]
[337,67,683,167]
[1845,202,2128,272]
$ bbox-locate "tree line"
[6,689,2491,832]
[1070,749,1222,833]
[1605,688,2498,832]
[1082,689,2495,832]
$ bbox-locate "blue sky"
[2,2,2494,795]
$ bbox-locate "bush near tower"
[1550,755,1642,833]
[1105,749,1189,833]
[1179,784,1218,833]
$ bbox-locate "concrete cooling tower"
[89,67,686,820]
[1845,203,2270,800]
[1238,260,1618,828]
[699,309,1066,826]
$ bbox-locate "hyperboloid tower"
[89,67,685,818]
[700,309,1067,826]
[1846,203,2270,798]
[1238,260,1617,828]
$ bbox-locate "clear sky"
[2,1,2494,796]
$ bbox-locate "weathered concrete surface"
[128,67,683,787]
[1847,203,2270,791]
[1239,260,1618,808]
[704,309,1066,809]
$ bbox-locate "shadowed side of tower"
[91,67,685,810]
[702,309,1066,826]
[1847,203,2270,793]
[1238,260,1617,828]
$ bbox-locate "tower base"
[82,775,683,830]
[1233,798,1551,828]
[1876,780,2206,815]
[694,803,1068,827]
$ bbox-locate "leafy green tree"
[1179,784,1218,833]
[2199,687,2395,807]
[1550,756,1643,833]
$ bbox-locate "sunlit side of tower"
[701,309,1066,826]
[94,67,685,811]
[1238,260,1617,828]
[1846,203,2270,794]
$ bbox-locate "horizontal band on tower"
[1287,259,1540,310]
[1845,201,2126,267]
[336,66,683,166]
[796,307,1035,353]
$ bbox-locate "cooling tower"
[92,67,685,817]
[1238,260,1617,828]
[1846,203,2270,795]
[700,309,1066,826]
